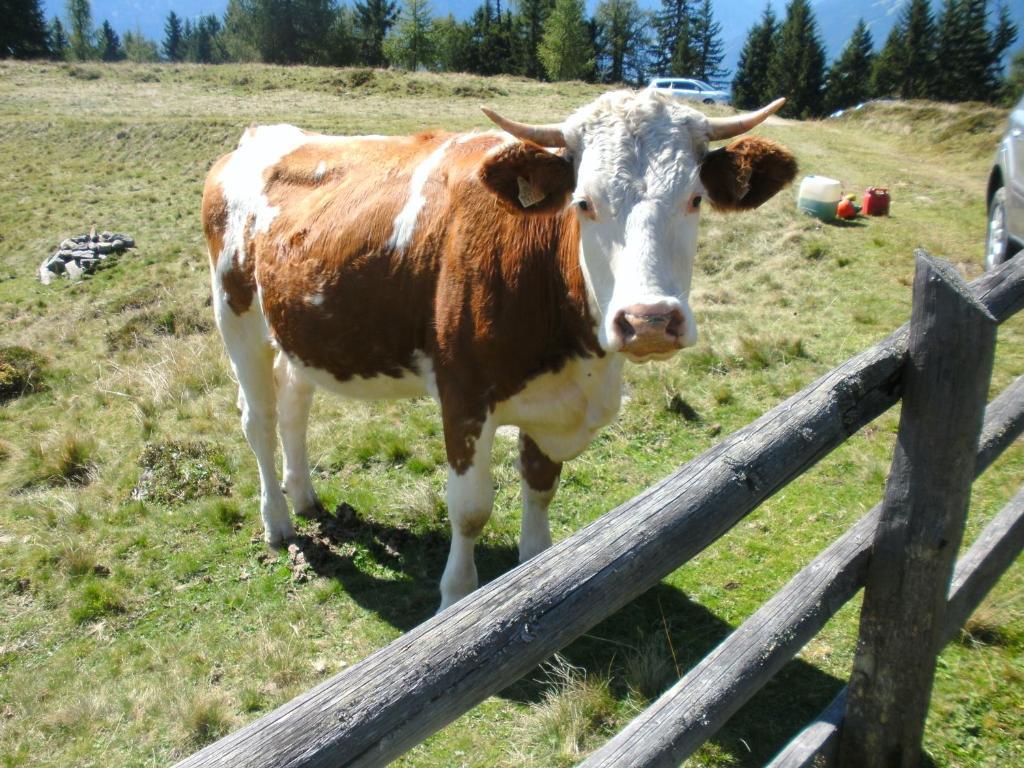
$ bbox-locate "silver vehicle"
[986,94,1024,269]
[648,77,731,105]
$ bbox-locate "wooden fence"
[177,251,1024,768]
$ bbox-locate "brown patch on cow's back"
[201,153,231,271]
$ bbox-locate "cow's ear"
[479,141,574,215]
[700,136,797,212]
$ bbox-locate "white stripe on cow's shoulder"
[218,124,314,266]
[387,137,455,255]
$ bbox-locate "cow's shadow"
[283,501,851,766]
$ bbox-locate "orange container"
[863,187,890,216]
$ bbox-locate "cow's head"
[479,90,797,361]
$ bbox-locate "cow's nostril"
[615,311,636,342]
[665,310,684,338]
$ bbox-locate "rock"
[38,264,53,285]
[72,242,90,251]
[65,260,84,281]
[57,249,74,260]
[100,231,113,241]
[111,239,124,251]
[120,236,135,248]
[46,257,66,274]
[79,258,100,272]
[60,238,76,250]
[96,242,113,254]
[71,234,88,243]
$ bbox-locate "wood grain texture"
[578,375,1024,768]
[840,254,997,768]
[765,486,1024,768]
[175,255,1023,768]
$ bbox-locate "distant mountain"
[42,0,1022,80]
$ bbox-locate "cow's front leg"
[517,432,562,562]
[439,415,496,611]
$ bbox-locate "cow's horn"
[706,98,786,141]
[481,107,567,147]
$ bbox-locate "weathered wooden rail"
[176,252,1024,768]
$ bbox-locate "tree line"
[2,0,1021,109]
[734,0,1019,117]
[2,0,728,86]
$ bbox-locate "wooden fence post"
[838,253,997,768]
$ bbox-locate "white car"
[648,77,731,105]
[986,94,1024,270]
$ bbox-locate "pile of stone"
[38,228,136,284]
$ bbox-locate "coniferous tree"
[824,18,874,113]
[538,0,594,81]
[223,0,261,61]
[690,0,725,83]
[2,0,50,58]
[355,0,399,65]
[431,13,472,71]
[517,0,554,79]
[870,24,904,96]
[48,17,69,59]
[990,4,1019,96]
[163,11,184,61]
[732,3,777,109]
[653,0,695,77]
[123,29,160,62]
[98,20,124,61]
[67,0,95,60]
[1003,47,1024,104]
[766,0,826,118]
[595,0,646,84]
[385,0,434,69]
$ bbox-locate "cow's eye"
[574,197,596,220]
[688,194,702,213]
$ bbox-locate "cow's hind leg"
[274,353,321,517]
[517,432,562,562]
[216,310,293,547]
[439,416,497,611]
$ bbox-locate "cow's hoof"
[264,522,296,549]
[295,500,326,520]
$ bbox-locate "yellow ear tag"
[517,176,546,208]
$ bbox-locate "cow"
[201,89,797,610]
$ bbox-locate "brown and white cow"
[202,89,797,610]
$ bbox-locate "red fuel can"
[863,187,890,216]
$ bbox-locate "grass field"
[0,60,1021,767]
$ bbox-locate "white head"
[480,90,796,361]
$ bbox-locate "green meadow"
[0,61,1021,767]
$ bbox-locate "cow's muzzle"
[614,302,686,361]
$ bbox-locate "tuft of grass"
[201,498,245,532]
[625,634,677,701]
[0,345,46,403]
[70,579,125,623]
[181,692,232,748]
[132,441,232,504]
[736,335,809,370]
[802,239,829,260]
[712,384,735,405]
[24,434,96,486]
[530,656,617,762]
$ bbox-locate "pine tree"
[595,0,645,84]
[1003,47,1024,105]
[653,0,695,77]
[538,0,594,81]
[355,0,399,65]
[163,11,184,61]
[48,17,69,60]
[431,13,472,71]
[766,0,826,118]
[933,0,966,98]
[67,0,95,60]
[123,30,160,62]
[690,0,725,83]
[732,3,777,109]
[870,24,904,97]
[2,0,50,58]
[385,0,434,69]
[824,18,874,113]
[990,3,1018,95]
[517,0,554,79]
[223,0,261,61]
[99,20,124,61]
